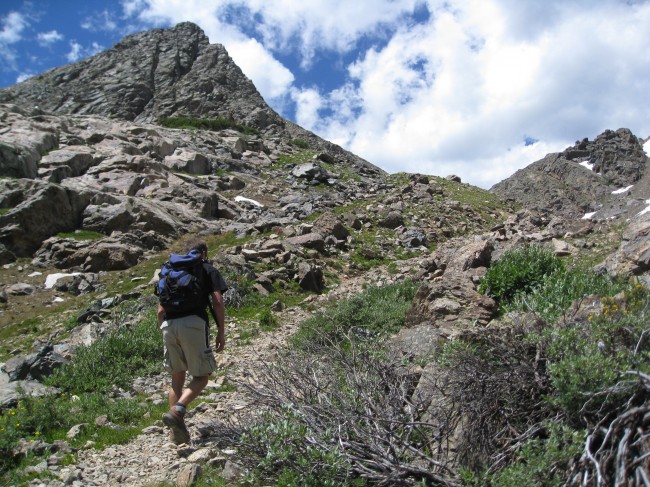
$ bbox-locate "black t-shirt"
[164,262,228,322]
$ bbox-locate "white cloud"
[66,40,106,63]
[16,71,34,83]
[227,38,295,102]
[0,11,27,44]
[0,11,28,68]
[66,41,83,62]
[287,0,650,187]
[81,10,119,32]
[37,30,64,46]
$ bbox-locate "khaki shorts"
[161,315,217,377]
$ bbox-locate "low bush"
[290,279,419,350]
[46,305,161,393]
[479,244,563,306]
[157,116,258,135]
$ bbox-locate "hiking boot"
[162,410,190,445]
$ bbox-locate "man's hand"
[215,330,225,352]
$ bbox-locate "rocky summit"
[0,21,649,487]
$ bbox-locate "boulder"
[405,273,498,334]
[0,109,59,178]
[379,211,404,229]
[297,262,324,293]
[291,163,330,182]
[37,146,95,183]
[287,233,325,253]
[0,380,59,409]
[163,149,210,174]
[0,179,91,258]
[312,212,349,240]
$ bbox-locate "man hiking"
[156,239,227,444]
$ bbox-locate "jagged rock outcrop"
[491,128,649,220]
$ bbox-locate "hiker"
[156,239,227,444]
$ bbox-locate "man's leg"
[169,371,186,408]
[176,375,209,407]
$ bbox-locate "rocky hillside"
[491,128,650,220]
[0,21,648,487]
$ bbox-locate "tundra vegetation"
[1,244,648,485]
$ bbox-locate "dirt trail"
[62,274,372,486]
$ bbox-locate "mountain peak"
[0,22,277,128]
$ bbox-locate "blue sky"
[1,0,650,188]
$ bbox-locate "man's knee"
[191,375,209,388]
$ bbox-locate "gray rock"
[0,380,59,409]
[291,162,330,182]
[177,464,202,486]
[379,211,404,229]
[4,283,36,296]
[297,262,324,293]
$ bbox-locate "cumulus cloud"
[16,71,34,83]
[66,40,105,62]
[37,30,64,46]
[0,11,28,68]
[81,10,119,32]
[288,0,650,186]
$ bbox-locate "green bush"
[241,407,350,487]
[290,280,419,350]
[157,116,258,135]
[487,424,583,487]
[290,138,310,149]
[479,245,563,306]
[543,292,650,421]
[506,266,626,322]
[46,306,161,393]
[259,309,280,331]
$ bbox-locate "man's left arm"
[212,290,226,352]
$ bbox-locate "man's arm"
[211,290,226,352]
[157,303,165,331]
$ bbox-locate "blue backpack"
[156,250,207,314]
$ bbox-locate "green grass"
[290,279,419,350]
[56,230,105,241]
[290,138,310,149]
[157,116,258,135]
[0,302,166,482]
[45,305,162,393]
[272,150,318,168]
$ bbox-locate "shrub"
[239,339,456,486]
[289,138,310,149]
[290,279,418,350]
[542,288,650,422]
[506,266,626,322]
[46,304,161,393]
[479,244,563,306]
[259,309,280,331]
[157,116,258,135]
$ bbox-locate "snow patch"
[45,273,82,289]
[235,196,264,207]
[582,211,598,220]
[643,138,650,156]
[579,161,594,171]
[638,199,650,216]
[612,185,633,195]
[28,271,43,277]
[53,297,65,303]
